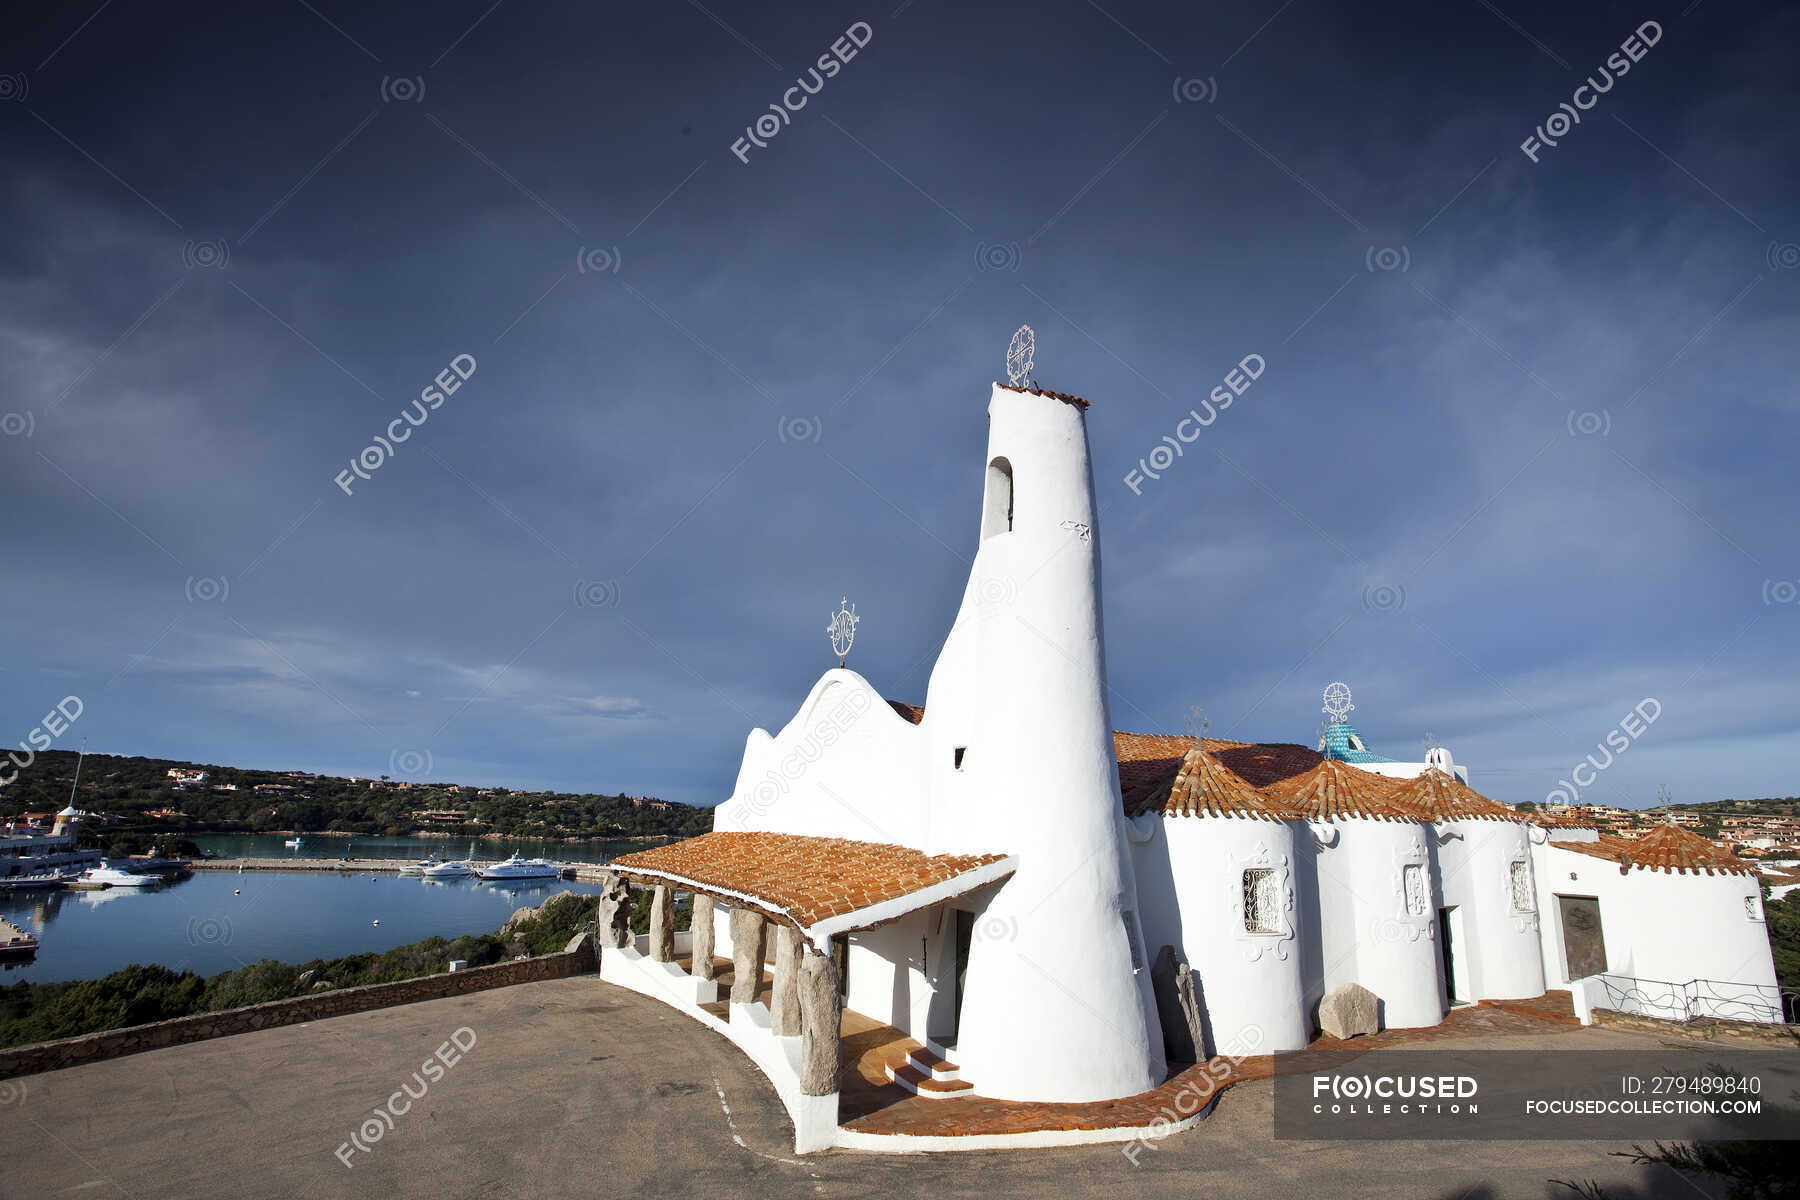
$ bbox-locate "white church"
[601,360,1781,1151]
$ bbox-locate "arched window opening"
[982,457,1013,540]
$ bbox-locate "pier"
[0,916,39,954]
[188,857,608,880]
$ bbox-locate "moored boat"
[476,854,561,881]
[78,864,160,888]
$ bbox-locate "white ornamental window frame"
[1241,866,1282,935]
[1508,856,1537,914]
[1226,837,1295,961]
[1402,862,1429,918]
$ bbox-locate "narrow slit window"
[953,746,966,770]
[1122,910,1145,972]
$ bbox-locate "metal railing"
[1597,973,1796,1025]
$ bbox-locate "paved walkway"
[0,977,1722,1199]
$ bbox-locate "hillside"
[0,749,710,842]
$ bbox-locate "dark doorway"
[1557,895,1607,980]
[1438,906,1462,1004]
[952,910,974,1035]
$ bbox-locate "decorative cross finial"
[1322,681,1353,725]
[1006,325,1035,388]
[827,597,858,667]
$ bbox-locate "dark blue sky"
[3,1,1795,809]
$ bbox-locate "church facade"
[604,373,1780,1149]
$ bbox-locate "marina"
[0,862,617,984]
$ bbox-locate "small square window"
[1745,895,1765,923]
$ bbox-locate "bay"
[1,867,617,986]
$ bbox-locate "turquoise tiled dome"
[1318,721,1396,764]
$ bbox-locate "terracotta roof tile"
[887,701,924,725]
[1554,824,1755,876]
[1388,768,1528,823]
[1264,757,1418,822]
[995,382,1089,409]
[1128,743,1301,821]
[607,832,1013,933]
[1209,742,1323,789]
[1530,810,1601,830]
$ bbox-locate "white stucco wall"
[1431,819,1545,1003]
[1134,815,1309,1054]
[922,384,1164,1102]
[1538,844,1778,1019]
[1311,818,1443,1029]
[713,669,926,846]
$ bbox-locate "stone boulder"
[1318,982,1380,1039]
[501,889,579,934]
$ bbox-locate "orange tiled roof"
[607,832,1014,934]
[1554,824,1755,876]
[1529,810,1600,830]
[1127,742,1300,821]
[887,701,925,725]
[1389,768,1529,823]
[1265,757,1417,822]
[1210,742,1324,789]
[995,382,1089,409]
[889,701,1326,816]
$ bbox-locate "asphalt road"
[1,977,1723,1200]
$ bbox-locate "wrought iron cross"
[827,597,858,667]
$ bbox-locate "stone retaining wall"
[0,935,596,1080]
[1591,1007,1799,1047]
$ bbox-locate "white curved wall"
[1150,816,1309,1054]
[1314,818,1442,1029]
[713,670,925,845]
[1432,819,1545,1002]
[927,384,1164,1102]
[1541,844,1778,1015]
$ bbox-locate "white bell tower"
[919,376,1165,1102]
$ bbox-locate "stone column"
[799,945,842,1096]
[596,872,632,951]
[771,924,803,1036]
[690,894,716,980]
[648,885,675,963]
[729,908,767,1005]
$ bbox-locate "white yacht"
[79,864,159,888]
[398,856,443,876]
[476,854,560,881]
[421,859,473,879]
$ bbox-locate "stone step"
[904,1045,961,1080]
[886,1061,974,1099]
